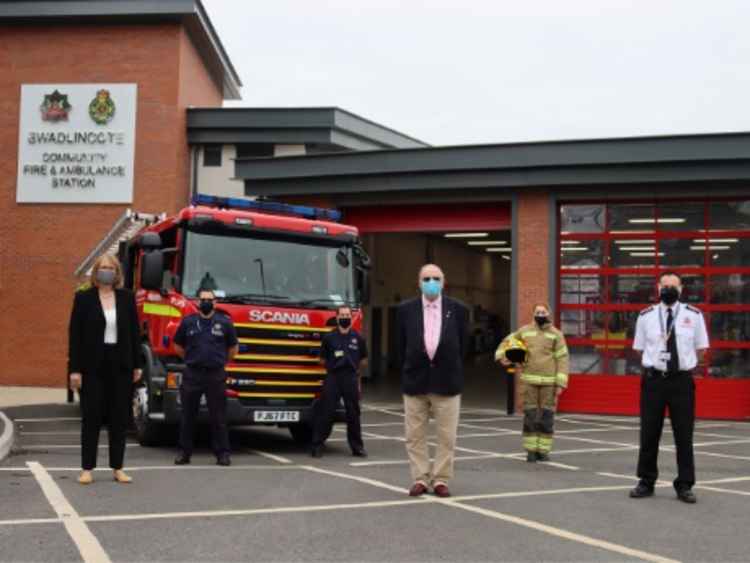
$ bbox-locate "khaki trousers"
[403,393,461,486]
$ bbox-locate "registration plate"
[253,410,300,423]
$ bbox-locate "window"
[559,198,750,378]
[203,145,222,167]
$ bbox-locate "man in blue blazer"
[397,264,469,498]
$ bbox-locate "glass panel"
[560,204,605,233]
[609,203,655,233]
[608,310,639,341]
[569,346,604,374]
[710,349,750,378]
[709,312,750,342]
[560,239,604,268]
[603,348,643,375]
[709,274,750,304]
[709,200,750,230]
[609,238,658,268]
[560,310,606,340]
[709,237,750,267]
[609,275,655,304]
[560,274,605,305]
[658,238,705,268]
[656,201,705,231]
[678,274,705,304]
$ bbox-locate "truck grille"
[227,322,333,402]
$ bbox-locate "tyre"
[132,345,166,446]
[288,422,314,445]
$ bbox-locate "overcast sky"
[204,0,750,146]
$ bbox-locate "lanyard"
[657,304,680,343]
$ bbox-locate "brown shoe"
[408,482,429,497]
[113,470,133,484]
[77,470,93,485]
[433,483,451,498]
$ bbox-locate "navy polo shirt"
[320,329,367,376]
[174,313,238,370]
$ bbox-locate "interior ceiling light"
[560,247,589,251]
[486,247,512,252]
[618,246,657,251]
[629,218,686,224]
[467,240,508,246]
[630,252,665,257]
[690,246,730,251]
[560,241,581,245]
[444,232,489,238]
[614,239,655,244]
[693,238,738,243]
[501,255,511,261]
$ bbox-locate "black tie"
[666,308,679,373]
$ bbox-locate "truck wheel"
[288,422,314,445]
[132,385,164,446]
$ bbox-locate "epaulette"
[685,305,703,315]
[639,306,654,316]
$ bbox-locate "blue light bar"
[191,194,342,222]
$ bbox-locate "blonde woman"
[68,254,143,484]
[496,303,569,463]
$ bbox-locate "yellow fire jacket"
[496,323,569,388]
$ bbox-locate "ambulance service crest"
[88,89,116,124]
[40,90,72,122]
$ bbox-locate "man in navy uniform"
[311,305,368,458]
[630,272,709,503]
[173,288,238,466]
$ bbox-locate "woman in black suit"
[68,254,143,485]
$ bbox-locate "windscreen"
[182,230,355,308]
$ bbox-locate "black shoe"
[174,453,191,465]
[676,488,697,504]
[629,483,654,498]
[311,445,323,458]
[526,452,537,463]
[216,455,231,466]
[352,449,368,458]
[536,452,550,462]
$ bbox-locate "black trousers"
[637,370,696,490]
[178,367,230,458]
[80,344,132,470]
[312,371,363,451]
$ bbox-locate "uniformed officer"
[173,288,239,466]
[311,305,368,458]
[630,271,709,504]
[496,302,569,463]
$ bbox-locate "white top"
[633,302,709,371]
[103,307,118,345]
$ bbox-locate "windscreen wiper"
[297,297,354,307]
[221,293,290,304]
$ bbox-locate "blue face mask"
[420,279,442,298]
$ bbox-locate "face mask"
[338,318,352,329]
[199,299,214,315]
[660,286,680,306]
[420,279,443,298]
[534,315,549,327]
[96,270,115,286]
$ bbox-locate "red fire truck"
[119,194,370,446]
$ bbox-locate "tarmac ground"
[1,400,749,563]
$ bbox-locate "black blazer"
[68,287,143,376]
[396,296,469,396]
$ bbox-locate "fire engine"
[118,194,370,446]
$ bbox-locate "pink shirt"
[422,295,442,361]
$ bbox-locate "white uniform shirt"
[633,302,709,372]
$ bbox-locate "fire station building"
[2,1,749,420]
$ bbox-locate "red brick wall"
[0,23,223,387]
[514,191,552,410]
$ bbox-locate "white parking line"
[248,449,292,464]
[442,501,679,563]
[301,464,408,494]
[20,444,140,449]
[0,516,62,526]
[19,431,81,435]
[27,461,111,563]
[14,418,81,423]
[696,485,750,497]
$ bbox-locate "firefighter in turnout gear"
[496,303,569,462]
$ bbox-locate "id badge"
[334,350,344,358]
[659,351,671,362]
